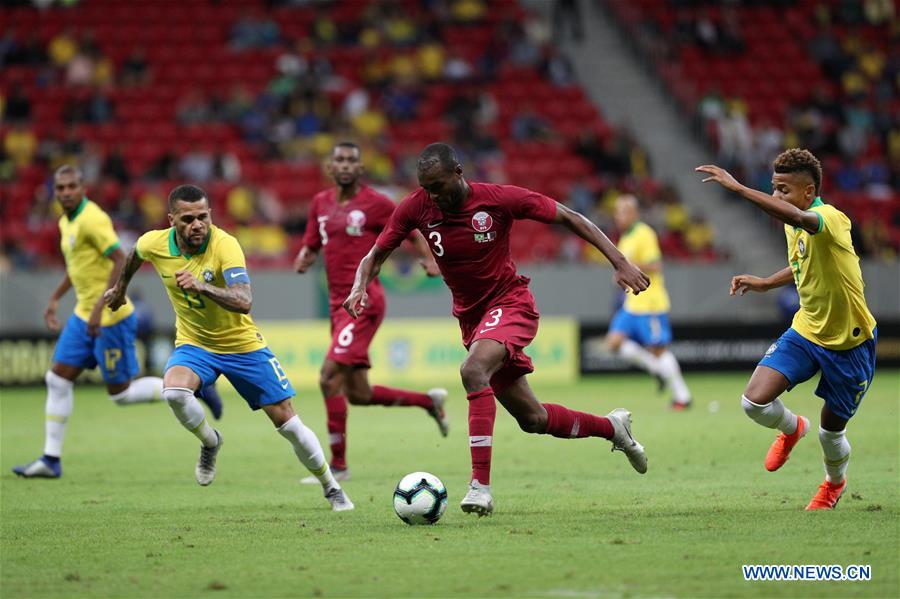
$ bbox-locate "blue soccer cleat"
[13,456,62,479]
[197,384,223,420]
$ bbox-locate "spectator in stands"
[382,78,421,122]
[6,32,46,66]
[87,88,114,123]
[230,10,280,50]
[4,87,31,122]
[541,47,576,87]
[101,145,131,185]
[65,47,94,86]
[145,151,178,181]
[553,0,584,42]
[443,50,474,82]
[177,90,213,125]
[451,0,487,23]
[511,104,552,142]
[179,145,214,183]
[48,27,77,67]
[3,124,37,168]
[120,48,149,86]
[213,150,242,183]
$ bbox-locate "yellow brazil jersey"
[134,225,266,354]
[618,221,670,314]
[786,198,876,350]
[59,198,134,326]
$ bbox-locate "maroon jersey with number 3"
[304,185,397,310]
[375,182,557,320]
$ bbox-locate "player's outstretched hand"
[175,270,203,292]
[730,274,768,296]
[614,261,651,295]
[104,285,127,311]
[695,164,742,192]
[43,300,61,332]
[420,256,440,277]
[293,247,316,273]
[343,287,368,319]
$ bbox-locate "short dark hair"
[168,184,207,211]
[54,164,83,182]
[417,143,459,174]
[773,149,822,194]
[334,141,361,154]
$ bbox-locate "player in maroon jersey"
[294,142,448,482]
[345,143,651,515]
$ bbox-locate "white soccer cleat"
[606,408,648,474]
[460,480,493,516]
[325,486,355,512]
[427,388,450,437]
[195,430,223,486]
[300,466,350,485]
[12,457,61,479]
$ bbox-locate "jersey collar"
[168,227,211,258]
[67,197,88,221]
[809,196,824,208]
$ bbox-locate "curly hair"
[773,148,822,194]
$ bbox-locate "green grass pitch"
[2,372,898,598]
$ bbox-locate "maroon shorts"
[327,301,384,368]
[459,289,539,394]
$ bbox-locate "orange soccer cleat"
[764,415,809,472]
[806,479,847,511]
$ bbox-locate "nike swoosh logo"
[334,348,348,353]
[470,439,487,444]
[478,328,496,335]
[426,221,443,228]
[281,381,289,389]
[230,272,244,278]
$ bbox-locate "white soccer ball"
[392,471,448,525]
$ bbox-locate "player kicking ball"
[345,143,650,516]
[696,149,877,510]
[104,184,352,511]
[294,142,448,483]
[605,194,692,409]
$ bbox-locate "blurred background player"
[605,194,692,410]
[293,142,448,483]
[105,184,353,511]
[697,149,877,510]
[345,143,651,516]
[13,165,168,479]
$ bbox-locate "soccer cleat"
[670,399,692,411]
[764,415,809,472]
[300,466,350,485]
[427,388,450,437]
[460,480,494,516]
[195,430,223,486]
[324,486,355,511]
[806,479,847,511]
[197,384,223,420]
[12,456,61,479]
[606,408,648,474]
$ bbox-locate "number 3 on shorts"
[484,308,502,327]
[338,323,355,347]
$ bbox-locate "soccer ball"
[392,472,448,525]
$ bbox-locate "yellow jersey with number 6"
[134,225,265,354]
[618,221,670,314]
[785,199,876,350]
[59,198,134,326]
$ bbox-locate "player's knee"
[318,373,341,398]
[45,370,74,394]
[605,335,623,352]
[163,387,193,407]
[459,360,490,391]
[346,388,372,405]
[516,411,546,434]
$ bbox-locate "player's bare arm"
[695,165,821,234]
[104,246,144,311]
[344,244,392,318]
[85,246,127,336]
[730,267,793,296]
[409,231,440,276]
[293,246,318,274]
[44,274,72,332]
[175,270,252,314]
[552,202,650,294]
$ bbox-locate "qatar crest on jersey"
[346,209,366,236]
[471,211,493,232]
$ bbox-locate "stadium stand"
[607,0,900,260]
[1,0,720,270]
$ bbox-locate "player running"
[345,143,651,516]
[104,184,352,511]
[293,142,448,483]
[696,149,877,510]
[13,165,178,478]
[605,194,692,409]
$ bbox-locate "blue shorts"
[165,344,295,410]
[609,309,673,347]
[52,313,139,385]
[759,327,877,421]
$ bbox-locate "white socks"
[658,350,691,404]
[617,339,661,375]
[108,376,164,405]
[163,387,218,447]
[741,395,798,434]
[819,427,850,484]
[277,415,337,490]
[44,371,74,458]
